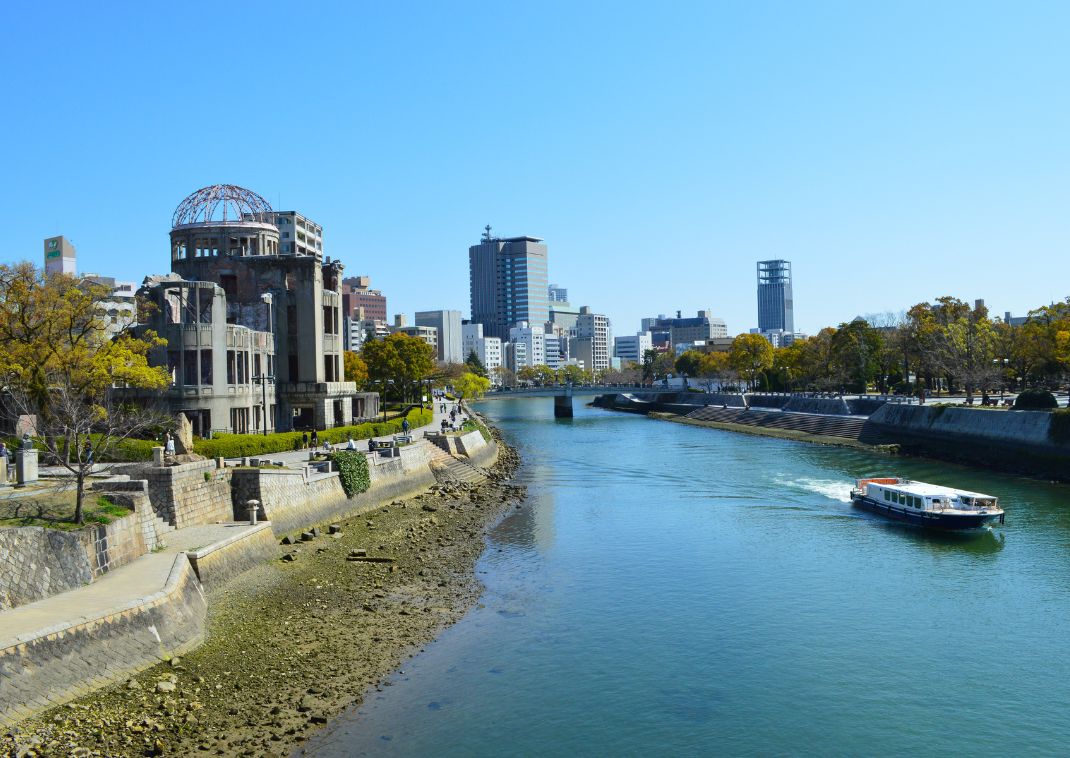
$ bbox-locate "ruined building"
[126,184,378,436]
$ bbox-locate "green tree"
[342,351,368,387]
[361,332,435,403]
[729,333,774,390]
[0,263,169,523]
[455,371,491,399]
[465,349,487,377]
[830,319,883,393]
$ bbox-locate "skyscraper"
[757,260,794,333]
[469,226,549,341]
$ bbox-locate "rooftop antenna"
[483,224,492,242]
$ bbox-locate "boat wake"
[777,477,855,503]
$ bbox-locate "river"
[305,398,1070,756]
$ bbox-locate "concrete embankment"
[596,391,1070,479]
[0,430,501,734]
[866,404,1070,479]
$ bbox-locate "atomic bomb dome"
[172,184,274,228]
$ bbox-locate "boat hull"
[851,495,1000,530]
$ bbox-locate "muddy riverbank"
[2,433,521,758]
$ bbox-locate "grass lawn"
[0,491,130,530]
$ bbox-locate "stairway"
[426,445,488,485]
[684,406,883,441]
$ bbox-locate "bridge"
[476,385,678,400]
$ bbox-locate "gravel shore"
[3,434,522,758]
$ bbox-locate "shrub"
[1050,409,1070,444]
[1014,389,1058,410]
[193,408,434,459]
[332,450,370,497]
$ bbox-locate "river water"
[306,398,1070,756]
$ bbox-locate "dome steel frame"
[172,184,274,228]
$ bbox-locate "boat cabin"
[855,478,998,513]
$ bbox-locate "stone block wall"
[143,459,233,528]
[0,528,94,611]
[0,555,207,728]
[232,441,439,537]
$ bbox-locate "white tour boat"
[850,477,1004,530]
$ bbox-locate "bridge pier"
[554,386,574,418]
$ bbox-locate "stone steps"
[684,406,887,441]
[427,447,487,484]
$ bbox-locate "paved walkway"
[0,523,260,647]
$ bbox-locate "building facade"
[461,323,502,379]
[416,309,463,364]
[129,184,378,434]
[508,321,546,369]
[757,259,794,333]
[469,226,549,341]
[666,310,728,349]
[574,306,611,372]
[44,235,77,275]
[614,332,653,364]
[341,275,387,323]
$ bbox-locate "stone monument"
[174,413,195,455]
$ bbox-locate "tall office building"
[508,321,546,369]
[416,309,463,363]
[44,236,77,275]
[548,283,568,302]
[614,332,653,364]
[757,260,794,333]
[469,226,549,341]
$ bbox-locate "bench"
[394,434,413,445]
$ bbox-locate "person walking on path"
[83,439,93,465]
[302,431,309,449]
[311,430,319,448]
[164,432,175,457]
[402,418,410,433]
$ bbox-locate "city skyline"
[4,3,1070,336]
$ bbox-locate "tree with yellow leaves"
[0,263,169,524]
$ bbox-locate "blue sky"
[3,1,1068,336]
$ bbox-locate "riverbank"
[650,412,897,452]
[1,430,522,758]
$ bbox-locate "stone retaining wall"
[0,555,206,728]
[143,459,233,528]
[232,441,439,538]
[868,404,1070,478]
[185,524,277,593]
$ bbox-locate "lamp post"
[252,374,275,436]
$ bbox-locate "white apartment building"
[508,321,546,369]
[462,323,502,378]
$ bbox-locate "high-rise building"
[614,332,653,364]
[416,310,463,364]
[548,283,568,302]
[469,226,549,341]
[668,310,727,349]
[573,306,611,373]
[44,236,77,275]
[341,276,387,323]
[757,260,794,333]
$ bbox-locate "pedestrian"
[165,432,175,457]
[346,437,356,450]
[302,431,309,449]
[311,430,319,448]
[402,418,410,433]
[0,441,8,471]
[84,439,93,465]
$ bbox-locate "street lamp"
[252,374,276,436]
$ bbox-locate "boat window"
[899,493,906,505]
[883,490,890,501]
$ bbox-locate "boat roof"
[878,479,996,499]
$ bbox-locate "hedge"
[194,408,433,459]
[1014,389,1058,410]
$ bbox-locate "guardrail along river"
[306,398,1070,756]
